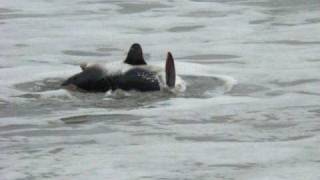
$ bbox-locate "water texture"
[0,0,320,179]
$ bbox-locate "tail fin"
[165,52,176,88]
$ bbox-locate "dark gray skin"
[61,43,175,92]
[61,66,160,92]
[124,43,147,65]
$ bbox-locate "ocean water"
[1,0,320,179]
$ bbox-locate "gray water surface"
[1,0,320,180]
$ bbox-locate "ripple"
[171,119,216,125]
[253,122,297,130]
[181,10,240,18]
[305,17,320,24]
[0,103,7,113]
[182,75,227,98]
[15,78,63,92]
[284,135,314,142]
[271,23,298,27]
[240,0,319,11]
[175,136,241,142]
[295,91,320,96]
[15,43,28,47]
[62,50,110,57]
[60,114,143,124]
[307,59,320,62]
[270,79,320,87]
[170,115,236,125]
[79,0,120,5]
[48,147,64,154]
[117,3,170,14]
[208,163,257,169]
[249,18,274,24]
[175,134,314,143]
[191,0,238,2]
[178,54,242,65]
[0,65,10,69]
[167,25,204,32]
[179,54,240,60]
[0,8,19,14]
[135,27,155,33]
[0,13,48,20]
[228,83,270,96]
[0,124,40,132]
[187,60,244,65]
[96,47,120,52]
[308,109,320,118]
[1,126,116,137]
[133,132,176,137]
[245,40,320,46]
[265,90,286,97]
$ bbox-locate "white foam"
[33,89,73,100]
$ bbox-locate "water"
[1,0,320,179]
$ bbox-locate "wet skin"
[61,43,175,92]
[62,66,160,92]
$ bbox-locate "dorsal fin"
[80,63,88,71]
[124,43,147,65]
[165,52,176,88]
